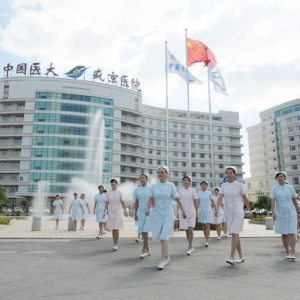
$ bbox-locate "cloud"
[1,0,300,177]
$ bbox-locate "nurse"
[52,194,63,229]
[211,187,224,240]
[103,178,128,251]
[177,176,198,255]
[133,173,152,258]
[198,181,213,247]
[94,185,106,239]
[215,166,253,265]
[80,192,90,230]
[146,166,187,270]
[68,192,84,231]
[271,172,300,260]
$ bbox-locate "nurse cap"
[213,187,220,191]
[81,192,86,195]
[157,166,169,174]
[55,194,61,197]
[275,171,287,179]
[182,175,192,182]
[140,173,150,179]
[110,178,119,184]
[225,166,237,174]
[73,192,78,195]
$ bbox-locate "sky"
[1,0,300,178]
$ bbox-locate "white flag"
[208,64,228,95]
[167,50,203,85]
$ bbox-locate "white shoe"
[187,250,191,256]
[205,243,209,247]
[236,257,245,263]
[217,237,221,241]
[191,248,194,253]
[143,252,150,257]
[164,257,170,266]
[96,235,102,239]
[55,227,57,230]
[157,262,164,270]
[222,234,227,238]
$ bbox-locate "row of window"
[287,116,300,123]
[36,92,114,106]
[275,104,300,118]
[35,102,114,117]
[28,176,112,193]
[288,135,300,142]
[33,126,113,139]
[0,150,21,156]
[0,126,23,133]
[30,157,112,171]
[34,113,114,127]
[0,138,22,145]
[31,143,113,158]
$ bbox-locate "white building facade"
[0,77,243,206]
[246,99,300,200]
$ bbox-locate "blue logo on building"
[65,66,89,79]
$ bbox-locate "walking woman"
[103,178,128,251]
[271,172,300,260]
[146,166,187,270]
[177,176,198,255]
[211,187,224,240]
[94,185,106,239]
[52,194,63,229]
[133,173,152,258]
[80,192,90,230]
[215,166,253,265]
[68,192,84,231]
[198,181,213,247]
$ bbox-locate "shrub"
[253,216,266,222]
[0,218,9,225]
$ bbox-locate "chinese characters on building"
[3,63,142,92]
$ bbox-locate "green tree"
[21,200,29,212]
[255,191,271,211]
[0,185,11,208]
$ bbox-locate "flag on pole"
[208,63,228,95]
[167,50,203,85]
[187,38,216,68]
[187,37,227,95]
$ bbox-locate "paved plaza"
[1,218,299,300]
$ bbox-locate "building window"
[181,123,186,129]
[292,165,298,170]
[290,146,296,151]
[173,152,178,157]
[130,167,136,173]
[191,153,196,158]
[157,160,161,165]
[191,134,195,139]
[172,122,177,128]
[199,135,204,140]
[173,132,178,138]
[218,155,223,159]
[291,155,297,161]
[149,159,152,165]
[181,142,186,148]
[192,162,196,168]
[264,152,268,156]
[182,162,186,167]
[288,127,294,132]
[218,145,223,150]
[218,164,224,168]
[148,149,152,155]
[289,136,295,142]
[181,152,186,157]
[293,177,299,185]
[260,181,264,188]
[181,133,186,138]
[217,136,222,141]
[191,143,196,148]
[247,183,251,189]
[192,172,196,177]
[157,150,161,156]
[266,181,269,188]
[174,171,178,176]
[201,173,206,177]
[200,153,205,158]
[182,172,187,176]
[149,139,153,145]
[200,163,205,168]
[131,157,136,162]
[173,161,178,167]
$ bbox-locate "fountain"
[31,180,50,231]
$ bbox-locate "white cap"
[157,166,169,174]
[140,173,150,180]
[81,192,86,195]
[182,175,192,182]
[200,180,209,185]
[225,166,237,174]
[275,171,287,179]
[110,178,119,184]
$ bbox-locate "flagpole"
[185,29,192,176]
[165,41,170,168]
[206,52,215,188]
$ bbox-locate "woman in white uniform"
[68,192,84,231]
[52,194,63,229]
[146,166,187,270]
[133,173,152,258]
[94,185,106,239]
[80,192,90,230]
[215,166,253,265]
[271,172,299,260]
[178,176,198,255]
[198,181,213,247]
[211,187,224,240]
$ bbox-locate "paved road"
[0,237,299,300]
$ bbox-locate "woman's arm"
[134,199,139,221]
[145,197,154,215]
[175,197,187,219]
[103,201,108,218]
[121,200,128,217]
[271,198,276,220]
[242,194,253,220]
[292,197,300,219]
[215,194,224,212]
[94,201,97,214]
[80,204,84,214]
[61,203,64,214]
[68,204,72,214]
[87,203,90,214]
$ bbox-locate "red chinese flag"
[187,38,216,68]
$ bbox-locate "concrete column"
[68,216,74,231]
[265,217,274,230]
[32,216,42,231]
